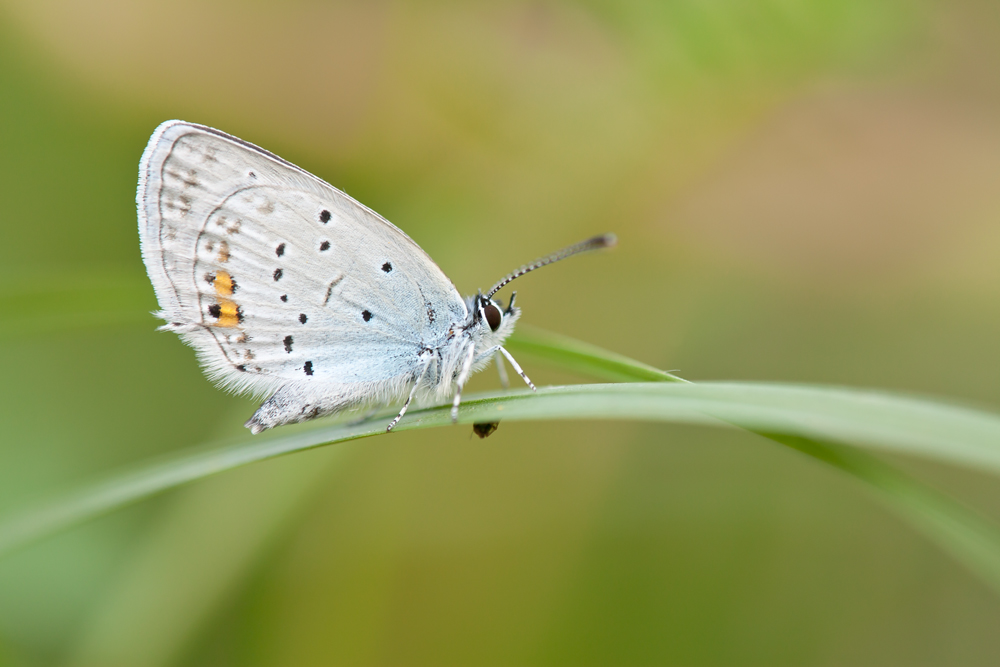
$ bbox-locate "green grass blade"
[4,324,1000,599]
[506,331,1000,595]
[767,433,1000,594]
[506,325,688,383]
[0,420,382,557]
[3,381,1000,559]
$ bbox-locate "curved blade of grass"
[508,328,1000,594]
[1,379,1000,556]
[763,433,1000,596]
[3,316,1000,596]
[506,325,688,383]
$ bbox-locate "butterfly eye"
[483,302,502,332]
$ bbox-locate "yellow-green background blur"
[3,1,1000,665]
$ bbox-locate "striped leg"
[498,346,536,391]
[387,355,432,432]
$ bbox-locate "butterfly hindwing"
[138,121,468,397]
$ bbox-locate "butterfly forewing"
[138,121,467,395]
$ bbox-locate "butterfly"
[137,120,615,433]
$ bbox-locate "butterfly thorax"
[419,293,520,402]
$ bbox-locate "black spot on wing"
[273,268,283,281]
[276,243,285,257]
[362,310,372,322]
[299,313,308,324]
[319,210,331,223]
[280,294,288,302]
[208,304,221,318]
[382,262,392,273]
[319,241,330,251]
[304,360,314,376]
[284,335,293,353]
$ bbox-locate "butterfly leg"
[498,346,536,391]
[494,350,510,389]
[450,344,477,423]
[387,355,433,433]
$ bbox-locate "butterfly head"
[466,291,520,346]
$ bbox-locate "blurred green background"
[3,0,1000,664]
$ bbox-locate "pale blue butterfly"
[138,121,615,433]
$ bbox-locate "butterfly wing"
[138,120,467,400]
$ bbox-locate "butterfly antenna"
[485,233,617,300]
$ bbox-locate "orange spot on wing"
[213,271,235,296]
[216,299,241,327]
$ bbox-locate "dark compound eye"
[483,303,502,332]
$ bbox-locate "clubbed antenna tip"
[593,233,617,249]
[485,233,617,300]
